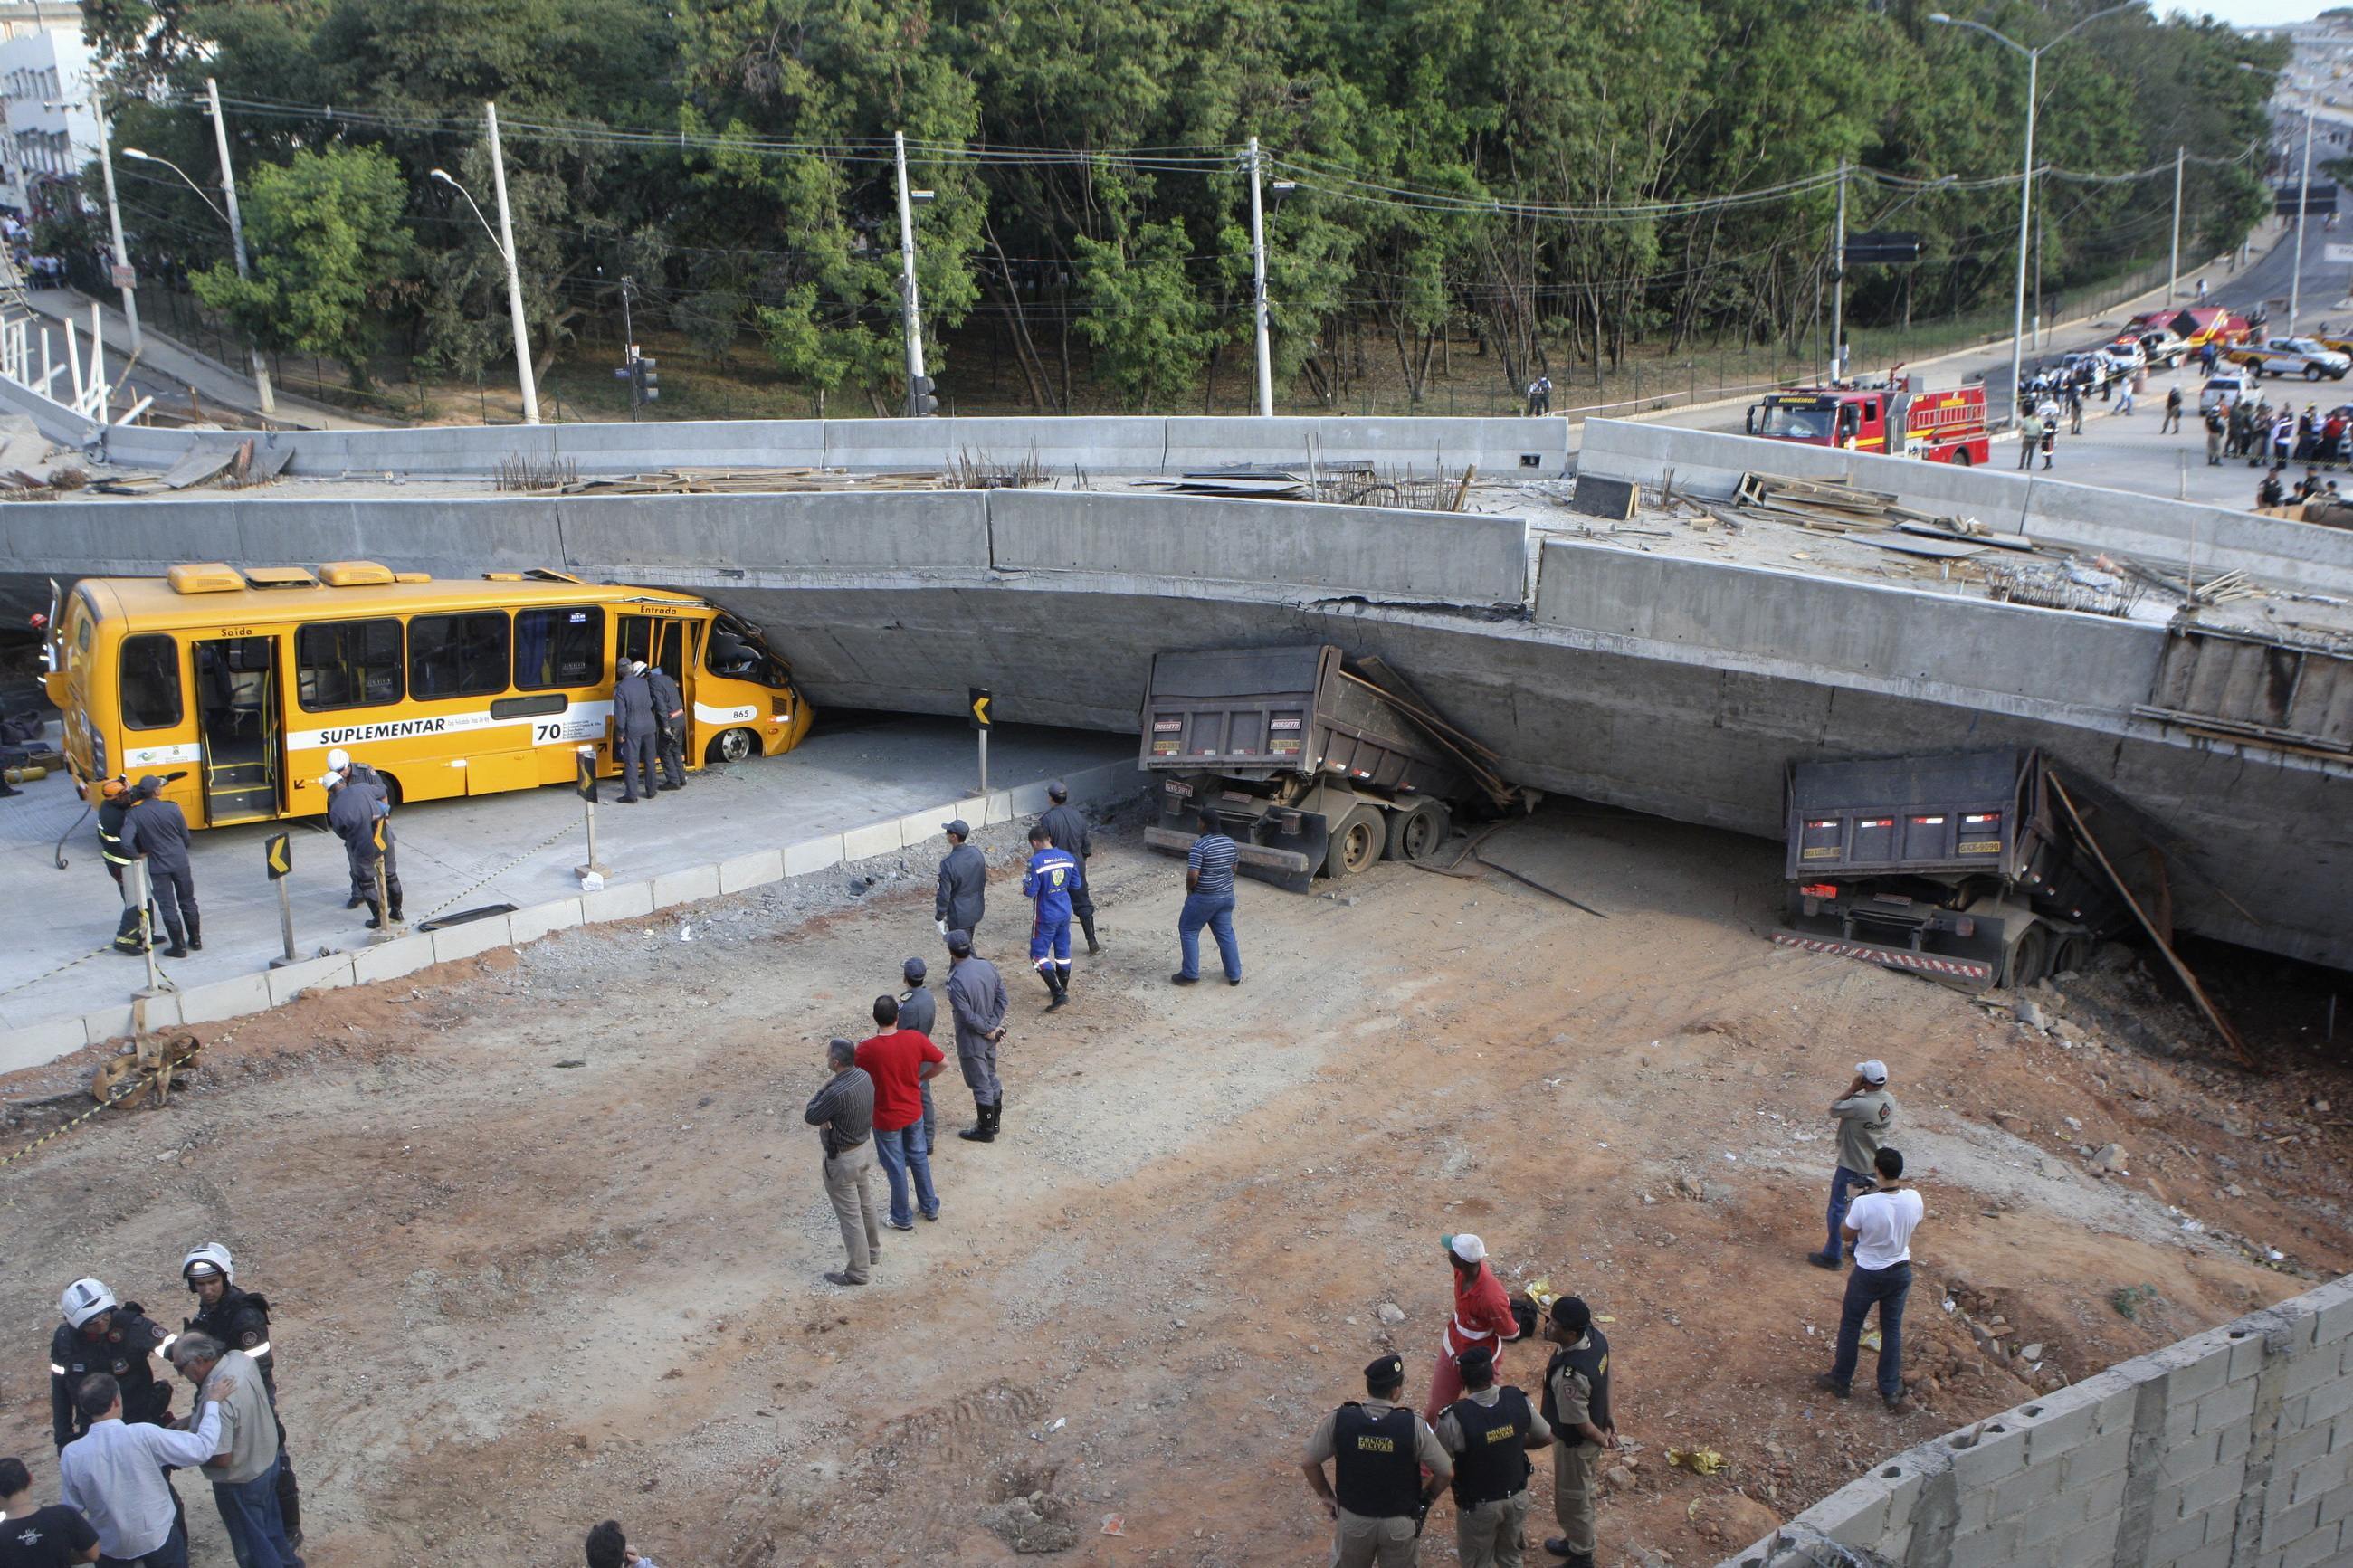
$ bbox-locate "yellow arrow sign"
[263,832,291,880]
[968,687,993,730]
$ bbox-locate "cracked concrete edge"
[0,762,1149,1075]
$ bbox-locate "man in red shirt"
[1424,1233,1523,1421]
[856,995,948,1230]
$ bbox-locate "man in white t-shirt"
[1815,1145,1922,1413]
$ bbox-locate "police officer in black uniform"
[1301,1354,1453,1567]
[644,662,688,791]
[1036,783,1100,955]
[49,1279,172,1450]
[898,956,939,1148]
[1538,1297,1616,1568]
[1435,1345,1552,1568]
[182,1243,301,1545]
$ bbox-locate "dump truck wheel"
[1326,806,1385,878]
[2006,924,2051,990]
[2053,934,2091,978]
[1385,800,1451,863]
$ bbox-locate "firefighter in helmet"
[49,1278,173,1450]
[182,1243,303,1545]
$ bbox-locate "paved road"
[0,715,1129,1041]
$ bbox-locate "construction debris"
[496,452,580,493]
[557,466,946,496]
[1732,471,2008,544]
[1148,461,1473,510]
[1984,558,2146,618]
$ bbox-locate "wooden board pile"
[557,467,945,495]
[1731,471,2007,546]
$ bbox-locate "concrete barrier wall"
[85,413,1574,482]
[1720,1272,2353,1568]
[1577,420,2353,594]
[988,489,1529,604]
[1534,539,2166,713]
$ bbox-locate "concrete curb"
[0,758,1148,1078]
[1716,1270,2353,1568]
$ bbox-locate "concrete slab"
[431,917,517,965]
[0,718,1129,1064]
[582,881,655,925]
[649,864,722,910]
[176,973,272,1026]
[350,933,435,987]
[841,818,905,861]
[263,954,357,1008]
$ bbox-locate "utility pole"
[205,77,272,414]
[88,85,138,354]
[1247,135,1274,417]
[2167,145,2185,306]
[893,129,930,418]
[619,275,638,423]
[2007,47,2037,427]
[1828,159,1847,384]
[485,100,540,424]
[2291,103,2315,335]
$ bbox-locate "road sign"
[110,263,135,290]
[968,687,993,730]
[576,746,598,802]
[2327,243,2353,264]
[263,832,291,879]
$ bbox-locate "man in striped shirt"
[1171,810,1242,986]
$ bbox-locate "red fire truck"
[1744,374,1991,466]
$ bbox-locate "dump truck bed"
[1139,644,1471,801]
[1785,750,2037,882]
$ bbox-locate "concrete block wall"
[1720,1273,2353,1568]
[1577,419,2353,594]
[0,757,1148,1076]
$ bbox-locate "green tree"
[1075,217,1218,410]
[188,145,414,385]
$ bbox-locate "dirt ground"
[0,799,2345,1568]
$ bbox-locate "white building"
[0,8,95,220]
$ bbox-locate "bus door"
[618,612,697,738]
[190,634,281,824]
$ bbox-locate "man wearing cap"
[944,929,1009,1142]
[935,822,986,940]
[120,775,198,958]
[96,776,149,955]
[612,660,660,805]
[325,766,402,929]
[322,749,386,909]
[1037,783,1100,955]
[1539,1297,1616,1568]
[897,957,940,1149]
[644,661,688,791]
[1434,1344,1552,1568]
[1300,1354,1452,1567]
[1809,1061,1898,1271]
[803,1038,878,1288]
[1425,1235,1522,1422]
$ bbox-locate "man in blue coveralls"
[1022,823,1082,1012]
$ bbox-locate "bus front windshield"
[1758,404,1835,441]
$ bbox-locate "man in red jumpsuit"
[1424,1233,1523,1421]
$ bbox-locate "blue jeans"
[1177,893,1240,981]
[1831,1260,1912,1400]
[873,1123,938,1227]
[100,1518,188,1568]
[1823,1165,1872,1259]
[214,1456,303,1568]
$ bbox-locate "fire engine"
[1744,373,1991,466]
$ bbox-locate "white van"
[2199,370,2255,414]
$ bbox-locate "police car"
[2228,337,2353,382]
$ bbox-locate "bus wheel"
[378,773,404,808]
[707,727,757,765]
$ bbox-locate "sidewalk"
[24,288,385,432]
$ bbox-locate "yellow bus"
[42,561,814,828]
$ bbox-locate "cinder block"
[2321,1480,2353,1529]
[1990,1459,2066,1521]
[2215,1417,2255,1467]
[841,819,903,861]
[2281,1520,2348,1568]
[2053,1517,2124,1568]
[718,849,783,894]
[1948,1519,2023,1568]
[783,835,843,877]
[2283,1349,2346,1397]
[2276,1424,2333,1473]
[350,931,435,986]
[579,879,654,926]
[2159,1337,2237,1405]
[264,953,356,1007]
[2169,1458,2252,1520]
[1948,1423,2031,1491]
[430,916,515,965]
[2290,1376,2353,1428]
[0,1013,101,1075]
[2021,1392,2102,1464]
[2196,1378,2259,1435]
[2147,1509,2215,1564]
[2263,1494,2325,1552]
[508,898,584,944]
[1813,1478,1894,1544]
[2059,1424,2134,1484]
[2161,1544,2229,1568]
[2310,1280,2353,1345]
[2290,1446,2353,1507]
[2160,1427,2224,1484]
[2228,1328,2274,1379]
[2016,1486,2091,1547]
[649,862,722,909]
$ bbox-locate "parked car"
[2057,350,2120,389]
[2133,330,2190,368]
[2199,369,2256,413]
[2228,337,2352,381]
[2097,340,2148,377]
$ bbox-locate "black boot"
[1080,911,1100,955]
[1040,968,1062,1007]
[112,907,148,955]
[959,1099,999,1143]
[363,899,384,930]
[162,921,188,960]
[1056,964,1072,1004]
[186,914,202,953]
[277,1451,302,1548]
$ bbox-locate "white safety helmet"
[60,1278,117,1328]
[182,1241,235,1288]
[630,660,649,677]
[326,747,351,774]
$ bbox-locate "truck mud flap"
[1142,826,1319,894]
[1770,930,1996,990]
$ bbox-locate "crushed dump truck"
[1770,749,2126,990]
[1138,644,1519,892]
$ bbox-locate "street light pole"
[433,159,538,425]
[483,101,539,424]
[204,77,273,414]
[893,129,929,418]
[2292,103,2315,334]
[2167,145,2185,306]
[1829,158,1847,383]
[1247,135,1274,417]
[83,88,138,354]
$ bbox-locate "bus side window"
[297,619,404,711]
[119,633,183,731]
[515,606,605,690]
[410,612,512,700]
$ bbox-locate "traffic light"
[632,356,660,404]
[910,373,938,417]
